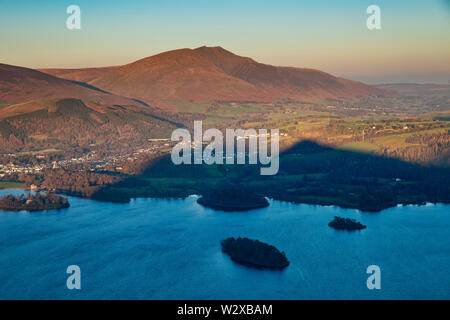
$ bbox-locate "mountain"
[40,46,386,107]
[41,48,263,105]
[0,64,178,153]
[376,83,450,99]
[0,98,177,152]
[0,63,145,107]
[0,47,387,153]
[195,46,383,99]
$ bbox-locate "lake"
[0,189,449,299]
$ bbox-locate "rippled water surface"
[0,189,449,299]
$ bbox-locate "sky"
[1,0,449,84]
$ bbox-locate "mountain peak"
[37,47,386,106]
[194,45,245,58]
[195,45,227,52]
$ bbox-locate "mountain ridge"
[0,64,179,153]
[0,63,145,107]
[39,46,387,107]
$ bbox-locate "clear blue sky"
[1,0,449,83]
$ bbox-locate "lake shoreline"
[47,189,450,213]
[0,189,449,299]
[2,183,449,213]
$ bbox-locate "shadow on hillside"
[131,98,150,107]
[69,80,152,108]
[100,139,450,212]
[69,80,112,95]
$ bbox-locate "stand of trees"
[0,192,69,211]
[24,169,123,199]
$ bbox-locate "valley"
[0,46,449,212]
[2,0,449,301]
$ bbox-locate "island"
[221,237,290,269]
[197,186,269,211]
[0,192,70,212]
[328,216,367,231]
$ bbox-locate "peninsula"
[0,192,70,212]
[197,187,269,211]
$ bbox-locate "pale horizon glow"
[1,0,449,84]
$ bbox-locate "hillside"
[0,98,177,153]
[195,46,383,100]
[0,63,181,153]
[0,63,142,106]
[376,83,450,101]
[40,46,387,107]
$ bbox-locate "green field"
[0,181,25,189]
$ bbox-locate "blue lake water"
[0,189,449,299]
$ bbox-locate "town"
[0,138,172,177]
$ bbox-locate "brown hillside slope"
[0,63,142,106]
[0,98,178,152]
[195,46,383,100]
[39,46,387,106]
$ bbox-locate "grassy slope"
[0,181,25,189]
[104,99,450,211]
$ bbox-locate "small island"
[328,216,366,231]
[197,186,269,211]
[0,192,70,212]
[221,237,290,269]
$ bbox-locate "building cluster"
[0,140,171,176]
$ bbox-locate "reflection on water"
[0,189,449,299]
